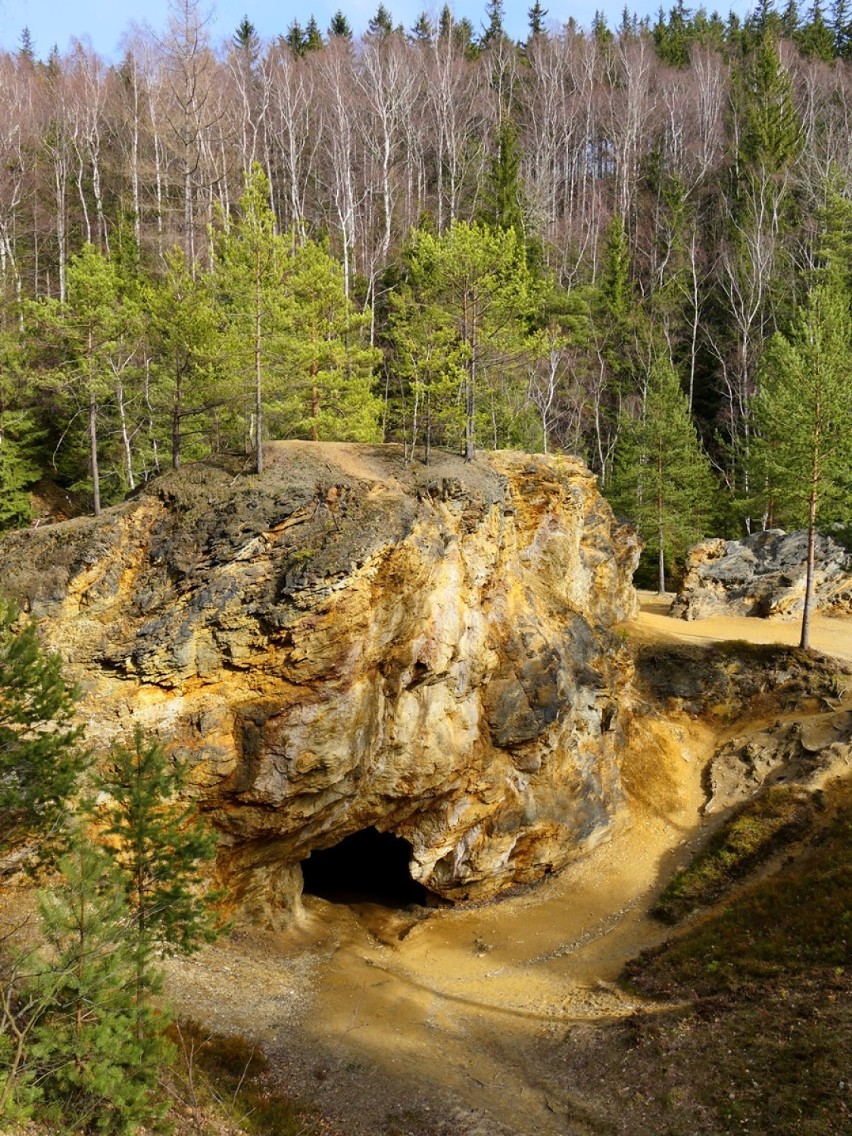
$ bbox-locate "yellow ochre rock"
[0,443,640,927]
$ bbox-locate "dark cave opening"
[300,827,429,908]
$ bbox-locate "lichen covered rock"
[671,529,852,621]
[0,443,640,927]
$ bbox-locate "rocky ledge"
[671,529,852,621]
[0,443,640,927]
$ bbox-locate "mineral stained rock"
[671,529,852,621]
[0,443,640,927]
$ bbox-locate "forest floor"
[162,595,852,1136]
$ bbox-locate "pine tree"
[214,164,290,474]
[592,10,613,41]
[609,358,716,593]
[480,120,526,242]
[233,15,260,61]
[27,245,143,513]
[733,33,801,173]
[0,600,84,854]
[327,10,352,38]
[830,0,852,55]
[527,1,548,38]
[797,0,836,56]
[0,325,39,529]
[367,3,395,37]
[481,0,506,46]
[652,1,694,66]
[16,28,36,65]
[305,16,324,51]
[95,728,221,978]
[279,239,382,442]
[28,832,163,1134]
[284,20,307,55]
[387,276,470,462]
[410,12,434,42]
[147,246,224,469]
[588,214,655,482]
[754,266,852,648]
[393,222,540,460]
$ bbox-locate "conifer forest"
[1,0,851,584]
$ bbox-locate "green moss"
[628,786,851,999]
[652,786,818,923]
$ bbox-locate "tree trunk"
[255,297,263,476]
[800,490,818,651]
[658,530,666,595]
[172,371,182,470]
[116,378,136,491]
[657,437,665,593]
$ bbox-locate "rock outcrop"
[0,443,640,927]
[671,529,852,621]
[704,708,852,813]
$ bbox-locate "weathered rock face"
[671,529,852,621]
[705,709,852,813]
[0,443,640,927]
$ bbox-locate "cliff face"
[0,443,640,927]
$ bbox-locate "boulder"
[704,709,852,813]
[0,443,640,927]
[670,529,852,621]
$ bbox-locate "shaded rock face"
[671,529,852,621]
[0,444,640,928]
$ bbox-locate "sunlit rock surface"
[671,529,852,621]
[0,443,640,927]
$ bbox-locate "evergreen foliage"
[391,221,541,460]
[284,20,307,56]
[94,727,222,967]
[481,0,507,45]
[0,330,39,530]
[609,357,716,591]
[213,165,291,474]
[0,600,84,853]
[27,244,143,512]
[27,832,164,1134]
[305,16,324,51]
[480,120,527,242]
[754,264,852,646]
[1,700,222,1131]
[732,33,801,172]
[328,10,353,38]
[279,239,382,442]
[0,421,37,532]
[367,4,395,38]
[0,3,846,567]
[527,2,549,38]
[147,247,224,470]
[214,166,380,466]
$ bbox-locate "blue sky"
[2,0,755,61]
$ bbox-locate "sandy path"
[164,599,852,1136]
[633,591,852,663]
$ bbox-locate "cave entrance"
[301,827,428,908]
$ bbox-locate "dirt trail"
[164,596,852,1136]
